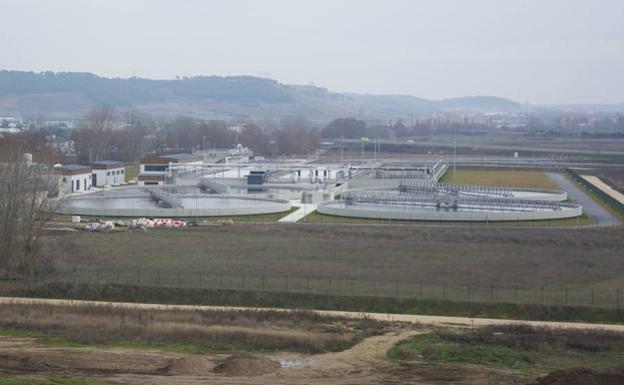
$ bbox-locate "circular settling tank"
[317,200,582,222]
[59,193,292,217]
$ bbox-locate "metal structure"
[149,187,183,208]
[342,189,567,213]
[198,178,230,194]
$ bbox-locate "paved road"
[279,202,318,223]
[2,297,624,332]
[547,172,621,226]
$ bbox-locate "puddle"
[279,358,308,368]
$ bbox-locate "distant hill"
[0,70,526,121]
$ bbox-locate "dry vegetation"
[0,302,384,354]
[44,223,624,291]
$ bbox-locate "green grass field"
[124,163,139,183]
[440,169,559,190]
[388,325,624,374]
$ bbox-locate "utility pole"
[453,127,457,179]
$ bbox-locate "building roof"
[91,160,124,169]
[53,164,92,175]
[141,153,201,164]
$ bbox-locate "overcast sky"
[1,0,623,104]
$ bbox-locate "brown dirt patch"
[213,353,280,376]
[169,355,214,375]
[531,368,624,385]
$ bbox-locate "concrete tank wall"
[58,197,292,218]
[317,202,582,222]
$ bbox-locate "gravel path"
[2,296,624,332]
[547,172,620,226]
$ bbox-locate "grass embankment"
[440,169,559,190]
[0,301,383,354]
[6,283,624,324]
[0,377,112,385]
[388,325,624,373]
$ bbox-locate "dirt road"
[2,296,623,332]
[580,174,624,205]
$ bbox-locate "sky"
[1,0,623,104]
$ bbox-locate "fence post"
[591,287,594,306]
[491,284,495,300]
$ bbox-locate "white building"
[138,153,203,185]
[91,160,125,187]
[54,164,93,194]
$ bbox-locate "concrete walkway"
[278,202,318,223]
[547,173,620,226]
[2,297,624,332]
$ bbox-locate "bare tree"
[73,105,116,162]
[0,138,61,276]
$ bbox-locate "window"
[121,169,125,174]
[76,179,80,191]
[107,171,111,176]
[144,181,158,185]
[62,177,66,182]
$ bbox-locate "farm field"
[439,169,559,190]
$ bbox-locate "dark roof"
[141,153,201,164]
[59,164,91,170]
[53,164,92,175]
[164,153,196,160]
[92,160,123,166]
[91,160,124,169]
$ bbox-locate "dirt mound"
[169,355,213,376]
[533,368,624,385]
[213,353,280,376]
